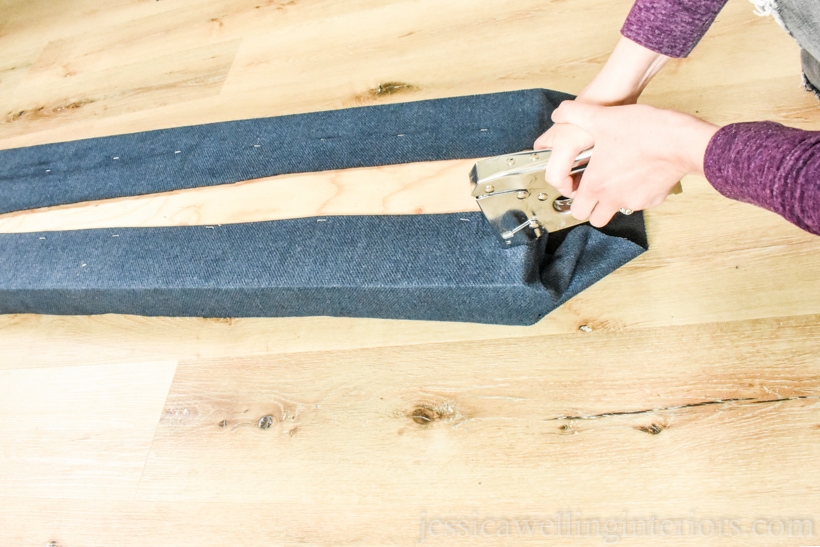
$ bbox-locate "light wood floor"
[1,0,819,545]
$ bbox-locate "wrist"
[577,36,669,106]
[672,113,720,177]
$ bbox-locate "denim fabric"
[768,0,820,64]
[780,0,820,94]
[0,89,572,213]
[801,49,820,96]
[0,212,645,325]
[0,89,648,325]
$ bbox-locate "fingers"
[568,187,597,222]
[567,160,621,227]
[570,167,630,227]
[541,124,595,196]
[533,129,553,150]
[544,139,586,196]
[569,191,620,227]
[550,101,629,226]
[542,101,689,226]
[551,100,600,128]
[587,204,618,228]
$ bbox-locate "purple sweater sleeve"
[704,122,820,235]
[621,0,729,57]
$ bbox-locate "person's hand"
[544,101,719,227]
[534,122,595,197]
[532,36,671,197]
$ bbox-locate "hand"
[535,122,595,197]
[534,123,595,196]
[533,36,671,198]
[545,101,719,227]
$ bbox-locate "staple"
[253,144,261,148]
[174,150,181,154]
[112,156,120,160]
[38,237,46,240]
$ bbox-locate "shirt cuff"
[704,122,820,235]
[621,0,729,58]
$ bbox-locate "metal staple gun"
[470,149,681,246]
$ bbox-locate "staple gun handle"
[469,148,593,187]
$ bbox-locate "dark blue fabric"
[0,89,648,325]
[0,212,644,325]
[0,89,572,213]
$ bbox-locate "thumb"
[540,121,596,196]
[551,101,601,134]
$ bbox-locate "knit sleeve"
[621,0,730,58]
[703,122,820,235]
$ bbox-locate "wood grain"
[2,39,241,137]
[138,315,820,504]
[0,0,818,545]
[0,360,177,500]
[0,159,479,232]
[6,317,817,546]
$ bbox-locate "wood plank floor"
[1,0,819,545]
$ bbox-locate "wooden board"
[0,0,819,545]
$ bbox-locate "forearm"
[578,0,729,106]
[580,0,729,105]
[577,36,670,105]
[704,123,820,235]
